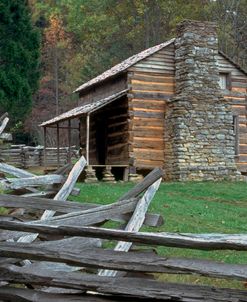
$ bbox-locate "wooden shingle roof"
[74,38,175,94]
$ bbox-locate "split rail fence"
[0,157,246,301]
[0,145,78,168]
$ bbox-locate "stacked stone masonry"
[164,20,239,181]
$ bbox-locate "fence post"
[20,146,25,169]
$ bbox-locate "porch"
[40,90,132,182]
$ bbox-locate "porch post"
[57,123,60,168]
[68,119,71,163]
[86,114,90,165]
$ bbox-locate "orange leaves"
[45,14,66,47]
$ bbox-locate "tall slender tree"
[0,0,40,127]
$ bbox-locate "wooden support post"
[44,127,47,168]
[123,167,129,182]
[57,123,60,168]
[86,114,90,165]
[68,119,71,164]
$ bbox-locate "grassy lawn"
[71,181,247,289]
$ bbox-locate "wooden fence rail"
[1,221,247,251]
[0,144,78,168]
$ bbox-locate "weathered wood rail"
[0,164,246,301]
[0,113,9,136]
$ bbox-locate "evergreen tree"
[0,0,40,127]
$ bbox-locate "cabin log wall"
[79,76,127,106]
[128,44,175,170]
[217,54,247,173]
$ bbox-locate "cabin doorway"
[95,118,108,165]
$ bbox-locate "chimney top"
[176,20,217,36]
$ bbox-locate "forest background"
[1,0,247,145]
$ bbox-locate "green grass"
[71,181,247,289]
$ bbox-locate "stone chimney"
[164,20,238,181]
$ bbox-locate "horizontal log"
[131,76,174,85]
[0,163,34,178]
[107,145,128,157]
[1,241,247,280]
[131,101,165,110]
[133,140,164,150]
[231,82,247,88]
[131,129,164,138]
[1,264,247,301]
[232,87,246,93]
[132,117,164,127]
[236,163,247,172]
[129,66,175,75]
[108,134,128,146]
[136,59,174,67]
[1,222,247,251]
[132,64,174,72]
[0,287,123,302]
[0,194,163,228]
[129,72,174,82]
[29,198,139,228]
[21,191,57,198]
[128,92,172,100]
[132,110,164,119]
[131,83,174,92]
[1,175,64,190]
[0,237,102,266]
[135,160,164,168]
[108,130,128,138]
[107,124,128,135]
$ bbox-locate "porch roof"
[40,89,128,127]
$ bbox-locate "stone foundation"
[164,20,238,181]
[84,166,98,183]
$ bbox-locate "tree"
[210,0,247,69]
[44,14,68,115]
[0,0,40,127]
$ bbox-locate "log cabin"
[41,20,247,181]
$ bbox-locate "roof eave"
[219,50,247,76]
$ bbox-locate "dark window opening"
[219,72,231,90]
